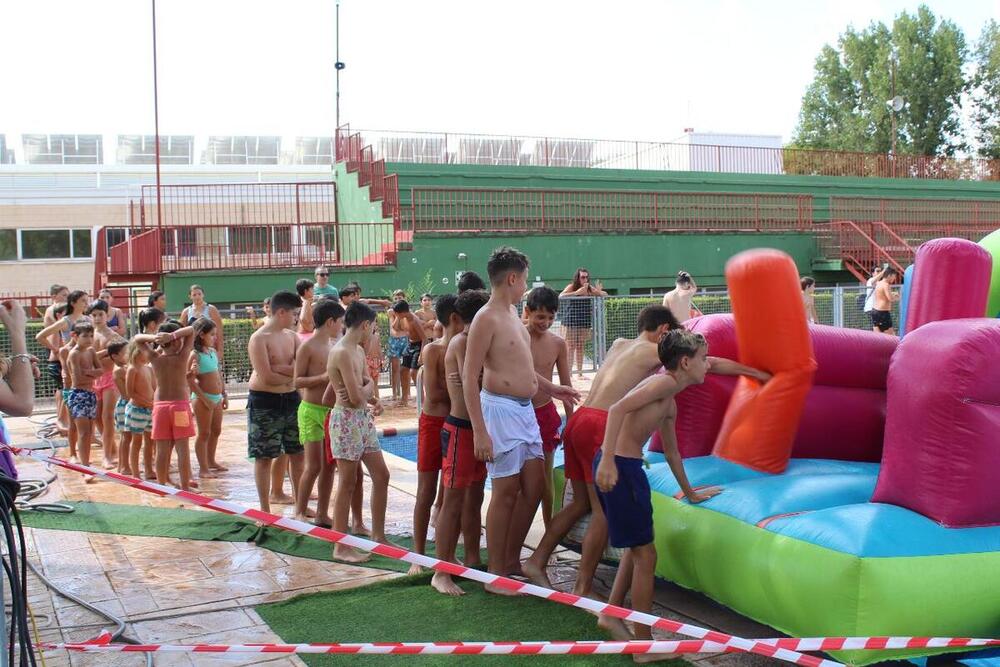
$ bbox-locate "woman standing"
[98,288,127,337]
[559,268,607,379]
[179,284,224,359]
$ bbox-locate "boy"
[88,300,119,469]
[58,328,78,462]
[247,291,304,512]
[430,289,490,595]
[387,290,409,404]
[66,322,104,479]
[523,286,574,532]
[327,302,388,563]
[296,278,316,336]
[662,271,699,323]
[415,293,438,341]
[410,294,458,577]
[463,247,578,592]
[293,298,346,525]
[594,330,722,656]
[125,339,156,480]
[523,306,769,594]
[390,300,424,408]
[109,340,131,475]
[872,267,900,335]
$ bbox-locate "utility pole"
[334,0,346,156]
[152,0,163,229]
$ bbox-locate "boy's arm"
[595,377,672,492]
[248,334,292,384]
[84,350,103,377]
[535,372,581,404]
[293,348,329,389]
[423,345,449,405]
[707,357,771,384]
[554,338,574,420]
[336,351,369,408]
[659,413,721,504]
[462,315,494,461]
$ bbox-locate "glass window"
[229,226,291,254]
[0,230,16,260]
[105,228,128,249]
[72,229,92,258]
[21,229,70,259]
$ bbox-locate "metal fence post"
[594,296,607,368]
[832,285,844,328]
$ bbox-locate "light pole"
[886,50,904,176]
[335,1,346,139]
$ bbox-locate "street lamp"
[886,50,905,174]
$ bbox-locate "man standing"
[662,271,700,323]
[312,266,339,300]
[871,268,900,335]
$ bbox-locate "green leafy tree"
[971,20,1000,159]
[790,5,967,158]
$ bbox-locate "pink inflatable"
[651,314,897,462]
[905,238,992,333]
[871,318,1000,527]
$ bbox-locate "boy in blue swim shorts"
[594,330,727,652]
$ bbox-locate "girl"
[86,300,120,469]
[801,276,819,324]
[189,318,228,479]
[35,290,90,353]
[109,340,131,475]
[125,340,157,480]
[99,288,127,337]
[140,307,166,334]
[179,285,224,358]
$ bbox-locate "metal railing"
[138,182,337,228]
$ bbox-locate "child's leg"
[523,478,593,587]
[126,431,140,477]
[503,458,544,574]
[142,433,154,479]
[351,466,368,533]
[430,486,468,596]
[361,451,389,543]
[155,439,174,486]
[253,457,274,513]
[412,469,439,556]
[100,390,117,467]
[287,451,306,508]
[542,449,555,530]
[67,418,78,461]
[174,437,193,491]
[192,399,213,477]
[269,454,291,502]
[56,389,68,432]
[484,474,521,594]
[460,481,485,567]
[430,476,445,526]
[399,366,411,406]
[331,458,369,562]
[315,453,335,526]
[294,442,323,522]
[597,550,635,641]
[573,483,607,598]
[390,357,401,401]
[118,432,132,475]
[76,417,94,474]
[208,403,226,470]
[627,544,658,640]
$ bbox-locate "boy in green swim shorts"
[293,299,345,525]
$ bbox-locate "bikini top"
[107,310,120,328]
[59,315,80,343]
[196,349,219,374]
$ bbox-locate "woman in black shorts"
[559,268,607,379]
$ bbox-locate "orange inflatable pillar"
[712,249,816,473]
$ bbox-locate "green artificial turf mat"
[20,501,483,574]
[256,574,684,666]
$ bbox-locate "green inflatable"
[979,228,1000,317]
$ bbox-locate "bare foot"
[633,653,677,664]
[521,560,553,588]
[461,556,483,569]
[407,563,424,576]
[506,563,525,578]
[333,545,371,563]
[120,468,133,478]
[209,462,229,472]
[84,476,98,485]
[431,572,465,596]
[199,469,217,479]
[484,582,521,597]
[597,614,633,641]
[269,492,293,503]
[188,478,199,488]
[102,459,115,470]
[303,506,317,518]
[351,523,371,537]
[145,472,156,481]
[69,455,80,464]
[371,533,386,544]
[313,517,333,529]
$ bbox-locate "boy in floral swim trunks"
[327,302,388,563]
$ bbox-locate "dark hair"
[50,284,67,296]
[345,281,361,292]
[314,299,346,327]
[72,321,94,336]
[270,290,301,313]
[487,246,529,285]
[800,276,815,290]
[295,278,314,297]
[434,294,459,325]
[148,290,164,307]
[526,286,559,314]
[392,300,411,313]
[339,285,360,299]
[455,289,489,324]
[676,271,693,287]
[571,267,590,291]
[883,267,900,280]
[421,293,433,300]
[52,303,69,318]
[457,271,486,293]
[107,339,128,358]
[344,301,376,328]
[262,296,271,307]
[67,290,87,309]
[636,305,681,334]
[86,299,109,315]
[139,307,165,331]
[158,319,182,334]
[658,330,707,371]
[192,317,216,352]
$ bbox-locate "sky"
[1,0,998,151]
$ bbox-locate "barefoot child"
[189,318,227,480]
[65,322,103,478]
[415,293,438,341]
[430,289,489,595]
[410,294,457,576]
[247,291,304,512]
[328,302,388,563]
[88,300,119,468]
[293,299,345,525]
[125,340,156,479]
[109,341,132,475]
[524,286,574,530]
[387,290,408,403]
[594,330,723,656]
[296,279,315,338]
[390,301,424,409]
[57,330,78,462]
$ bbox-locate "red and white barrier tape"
[16,447,1000,662]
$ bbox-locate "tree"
[790,5,967,158]
[971,20,1000,159]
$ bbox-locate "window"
[229,226,291,254]
[0,230,15,260]
[16,228,93,260]
[72,229,92,258]
[105,228,129,249]
[304,226,336,249]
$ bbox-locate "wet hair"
[344,302,376,329]
[800,276,815,290]
[434,294,459,325]
[339,286,360,299]
[457,271,486,293]
[86,299,109,315]
[72,321,94,336]
[50,284,67,296]
[392,300,411,313]
[192,317,217,352]
[158,319,182,334]
[455,289,489,324]
[296,278,314,297]
[148,290,164,307]
[270,290,301,313]
[525,286,559,314]
[139,307,165,331]
[636,305,681,334]
[658,329,707,371]
[571,267,590,291]
[314,299,346,327]
[67,290,87,310]
[487,246,529,285]
[107,339,128,359]
[676,271,693,287]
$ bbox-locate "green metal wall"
[334,163,395,261]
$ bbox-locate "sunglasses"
[316,272,329,277]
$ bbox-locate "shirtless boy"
[327,302,389,563]
[387,291,409,403]
[296,279,316,336]
[523,305,769,595]
[88,300,119,468]
[66,322,104,478]
[410,294,458,576]
[415,293,438,341]
[108,341,131,475]
[247,291,304,512]
[125,339,156,479]
[871,267,900,335]
[464,247,578,592]
[523,286,574,531]
[594,330,722,660]
[390,300,424,408]
[294,299,345,525]
[662,271,699,323]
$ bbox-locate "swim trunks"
[298,400,331,445]
[152,400,196,440]
[442,415,486,489]
[93,371,116,395]
[871,309,893,332]
[562,406,608,483]
[594,451,653,549]
[534,401,562,454]
[124,402,153,433]
[417,412,448,472]
[327,405,380,462]
[48,360,63,389]
[401,340,422,370]
[114,397,128,432]
[61,388,72,404]
[479,389,543,479]
[67,388,98,420]
[247,390,303,459]
[388,335,408,359]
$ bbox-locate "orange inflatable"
[712,249,816,473]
